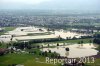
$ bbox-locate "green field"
[85,59,100,66]
[4,27,16,31]
[0,27,16,35]
[0,53,59,66]
[0,53,100,66]
[0,43,7,48]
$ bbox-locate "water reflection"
[65,51,69,57]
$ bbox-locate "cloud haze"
[0,0,51,5]
[0,0,100,11]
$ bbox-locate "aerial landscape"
[0,0,100,66]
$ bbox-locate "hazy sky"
[0,0,50,5]
[0,0,100,11]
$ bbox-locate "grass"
[94,32,100,34]
[85,59,100,66]
[0,27,16,35]
[0,43,7,48]
[0,53,59,66]
[4,27,16,31]
[0,32,5,35]
[0,53,100,66]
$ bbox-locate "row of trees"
[93,34,100,44]
[93,34,100,53]
[93,38,100,44]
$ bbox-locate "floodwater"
[0,27,98,58]
[41,43,98,58]
[0,27,90,42]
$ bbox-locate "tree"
[93,38,100,44]
[72,36,77,40]
[97,45,100,52]
[66,37,69,40]
[37,45,40,49]
[65,47,69,51]
[0,42,2,46]
[57,43,59,46]
[49,50,51,53]
[78,41,81,44]
[10,38,13,42]
[11,48,14,53]
[80,40,83,44]
[89,40,92,43]
[44,51,48,56]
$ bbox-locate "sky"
[0,0,50,5]
[0,0,51,9]
[0,0,100,11]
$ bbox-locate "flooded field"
[0,27,98,58]
[41,43,98,58]
[0,27,90,42]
